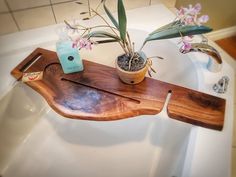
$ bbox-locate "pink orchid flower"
[184,15,194,25]
[79,38,93,50]
[177,3,208,26]
[197,15,209,25]
[177,7,185,17]
[72,37,80,48]
[72,37,93,50]
[180,41,192,52]
[193,3,201,14]
[183,3,201,16]
[179,36,193,52]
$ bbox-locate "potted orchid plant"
[65,0,211,84]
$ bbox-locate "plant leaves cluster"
[100,0,212,50]
[68,0,213,72]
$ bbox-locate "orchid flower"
[197,15,209,25]
[180,41,192,52]
[72,37,94,50]
[177,3,209,26]
[64,0,212,67]
[179,36,193,52]
[176,3,209,52]
[184,3,201,15]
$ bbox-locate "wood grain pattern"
[11,48,226,130]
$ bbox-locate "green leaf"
[103,2,119,29]
[96,39,119,44]
[137,51,147,60]
[145,25,212,43]
[86,31,121,40]
[149,20,182,35]
[118,0,127,41]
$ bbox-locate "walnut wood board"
[11,48,225,130]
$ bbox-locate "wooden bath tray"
[11,48,225,130]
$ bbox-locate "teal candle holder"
[56,40,83,74]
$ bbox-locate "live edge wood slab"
[11,48,225,131]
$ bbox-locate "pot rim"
[115,56,149,74]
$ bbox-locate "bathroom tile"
[151,0,176,8]
[88,0,104,13]
[0,0,9,13]
[232,148,236,177]
[53,0,119,23]
[0,13,18,35]
[89,0,116,13]
[234,74,236,104]
[90,0,150,15]
[51,0,72,3]
[233,105,236,147]
[6,0,50,10]
[124,0,150,10]
[84,0,106,16]
[164,0,176,7]
[53,1,89,23]
[168,7,177,13]
[150,0,163,5]
[150,0,159,4]
[13,7,55,31]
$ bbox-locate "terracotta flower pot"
[115,57,149,85]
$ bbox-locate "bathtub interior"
[0,82,193,177]
[0,83,49,173]
[1,109,192,177]
[0,29,199,177]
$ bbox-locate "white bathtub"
[0,82,193,177]
[0,4,235,177]
[0,34,197,177]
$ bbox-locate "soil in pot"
[117,53,146,71]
